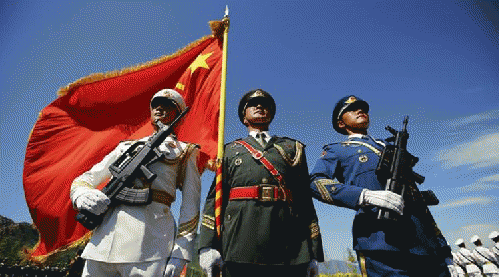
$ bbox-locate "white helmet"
[489,231,499,240]
[150,89,187,114]
[470,235,480,244]
[454,238,465,246]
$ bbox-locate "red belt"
[229,185,288,202]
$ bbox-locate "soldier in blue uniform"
[309,95,455,277]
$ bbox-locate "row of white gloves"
[74,185,406,221]
[74,187,407,277]
[75,187,456,276]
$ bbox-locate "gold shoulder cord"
[274,141,303,167]
[341,141,382,156]
[176,143,200,189]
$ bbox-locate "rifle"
[75,108,189,230]
[375,116,438,220]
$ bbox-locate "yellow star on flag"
[188,52,213,75]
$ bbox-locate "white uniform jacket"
[70,135,201,263]
[455,248,482,276]
[492,243,499,260]
[452,252,467,277]
[473,246,499,274]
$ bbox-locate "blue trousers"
[357,251,451,277]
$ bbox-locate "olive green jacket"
[199,135,324,265]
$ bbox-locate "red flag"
[23,21,224,259]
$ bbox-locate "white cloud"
[435,133,499,169]
[459,174,499,193]
[448,109,499,127]
[436,196,493,210]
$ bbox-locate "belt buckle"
[260,185,274,201]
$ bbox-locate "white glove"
[447,265,458,277]
[164,257,187,277]
[74,189,110,215]
[199,248,224,277]
[445,257,458,277]
[307,259,318,277]
[360,189,404,215]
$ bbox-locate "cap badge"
[251,90,265,98]
[345,96,357,104]
[162,91,173,98]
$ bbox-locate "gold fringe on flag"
[57,21,224,98]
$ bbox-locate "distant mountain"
[319,259,359,275]
[0,214,82,269]
[0,215,38,262]
[0,215,15,228]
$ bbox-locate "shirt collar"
[348,134,366,139]
[348,133,385,147]
[249,130,271,141]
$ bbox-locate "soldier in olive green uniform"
[198,89,324,277]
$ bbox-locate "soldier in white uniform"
[451,252,467,277]
[471,235,499,276]
[70,89,201,277]
[454,239,482,277]
[490,231,499,260]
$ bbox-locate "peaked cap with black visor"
[238,89,276,124]
[332,95,369,135]
[150,88,187,115]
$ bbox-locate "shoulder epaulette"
[120,139,137,143]
[226,139,244,148]
[279,136,306,147]
[279,136,297,141]
[179,141,201,149]
[119,139,141,146]
[323,142,340,150]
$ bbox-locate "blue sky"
[1,0,498,261]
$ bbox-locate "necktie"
[256,133,267,147]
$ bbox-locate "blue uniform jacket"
[310,135,451,258]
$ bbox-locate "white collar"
[347,133,385,147]
[249,130,271,142]
[348,134,366,139]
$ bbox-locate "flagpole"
[215,6,230,238]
